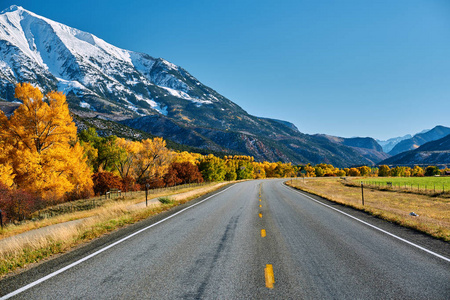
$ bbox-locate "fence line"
[361,180,447,195]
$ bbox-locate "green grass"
[360,177,450,191]
[158,196,173,204]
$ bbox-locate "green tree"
[198,155,226,181]
[425,166,440,176]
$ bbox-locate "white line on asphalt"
[283,183,450,263]
[1,185,235,300]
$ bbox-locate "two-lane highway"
[1,179,449,299]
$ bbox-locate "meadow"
[287,178,450,241]
[359,176,450,193]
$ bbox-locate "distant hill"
[379,134,450,167]
[314,135,390,165]
[388,126,450,156]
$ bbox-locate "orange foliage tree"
[0,83,93,201]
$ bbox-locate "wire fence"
[358,180,449,197]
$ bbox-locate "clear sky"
[2,0,450,140]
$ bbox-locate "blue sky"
[2,0,450,140]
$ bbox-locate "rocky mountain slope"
[313,135,389,165]
[0,5,398,167]
[380,134,450,167]
[388,126,450,156]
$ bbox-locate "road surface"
[1,179,449,299]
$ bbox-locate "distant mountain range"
[376,134,412,153]
[387,126,450,156]
[0,6,448,167]
[379,134,450,166]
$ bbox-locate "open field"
[0,182,230,277]
[359,176,450,193]
[286,178,450,241]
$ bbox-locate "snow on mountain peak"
[1,5,23,14]
[0,6,223,119]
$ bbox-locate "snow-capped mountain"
[0,5,237,121]
[0,5,391,167]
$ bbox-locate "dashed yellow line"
[265,264,275,289]
[261,229,266,237]
[259,204,262,208]
[259,213,262,218]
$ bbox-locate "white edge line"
[1,185,235,300]
[283,183,450,263]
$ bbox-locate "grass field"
[359,177,450,193]
[287,178,450,241]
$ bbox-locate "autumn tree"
[236,160,255,180]
[199,155,226,181]
[173,151,202,165]
[0,83,93,201]
[253,163,266,179]
[378,165,391,177]
[411,166,424,177]
[166,162,203,184]
[358,166,371,177]
[92,171,123,195]
[304,164,316,177]
[0,126,15,187]
[133,137,173,184]
[347,168,361,176]
[114,138,139,179]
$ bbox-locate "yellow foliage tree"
[114,138,140,179]
[0,131,15,187]
[133,137,173,183]
[173,151,202,165]
[0,83,93,200]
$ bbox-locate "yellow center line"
[265,264,275,289]
[261,229,266,237]
[259,213,262,218]
[259,204,262,208]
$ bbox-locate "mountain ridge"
[0,6,439,167]
[388,126,450,156]
[379,134,450,167]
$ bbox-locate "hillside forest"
[0,83,448,223]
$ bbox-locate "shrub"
[92,172,123,196]
[0,183,43,223]
[166,162,203,185]
[158,196,172,204]
[121,176,141,192]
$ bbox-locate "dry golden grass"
[287,178,450,241]
[0,183,222,240]
[0,182,229,277]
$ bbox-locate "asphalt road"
[1,179,449,299]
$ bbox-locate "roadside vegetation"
[0,182,228,277]
[287,178,450,241]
